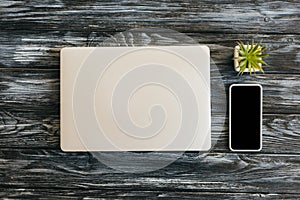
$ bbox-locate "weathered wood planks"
[0,0,299,198]
[1,188,300,200]
[0,31,299,73]
[1,111,299,154]
[1,1,299,34]
[0,70,298,114]
[1,149,299,193]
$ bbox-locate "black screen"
[230,85,262,150]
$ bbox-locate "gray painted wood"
[1,149,300,194]
[0,0,299,199]
[0,70,299,114]
[0,188,300,200]
[1,189,300,200]
[0,31,299,73]
[1,109,299,154]
[1,0,299,34]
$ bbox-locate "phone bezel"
[229,84,263,152]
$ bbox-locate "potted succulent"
[234,40,268,76]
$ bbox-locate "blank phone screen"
[230,85,262,151]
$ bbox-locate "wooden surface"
[0,0,299,199]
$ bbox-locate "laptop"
[60,46,211,151]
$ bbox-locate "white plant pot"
[234,45,262,72]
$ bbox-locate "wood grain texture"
[0,0,299,34]
[1,110,299,154]
[0,0,299,198]
[2,189,300,200]
[1,149,300,194]
[0,31,299,73]
[0,70,298,114]
[0,70,59,113]
[0,71,299,152]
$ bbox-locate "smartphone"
[229,84,262,152]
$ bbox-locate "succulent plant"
[234,40,268,76]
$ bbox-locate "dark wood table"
[1,1,299,199]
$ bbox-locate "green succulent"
[234,40,268,76]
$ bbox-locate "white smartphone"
[229,84,262,152]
